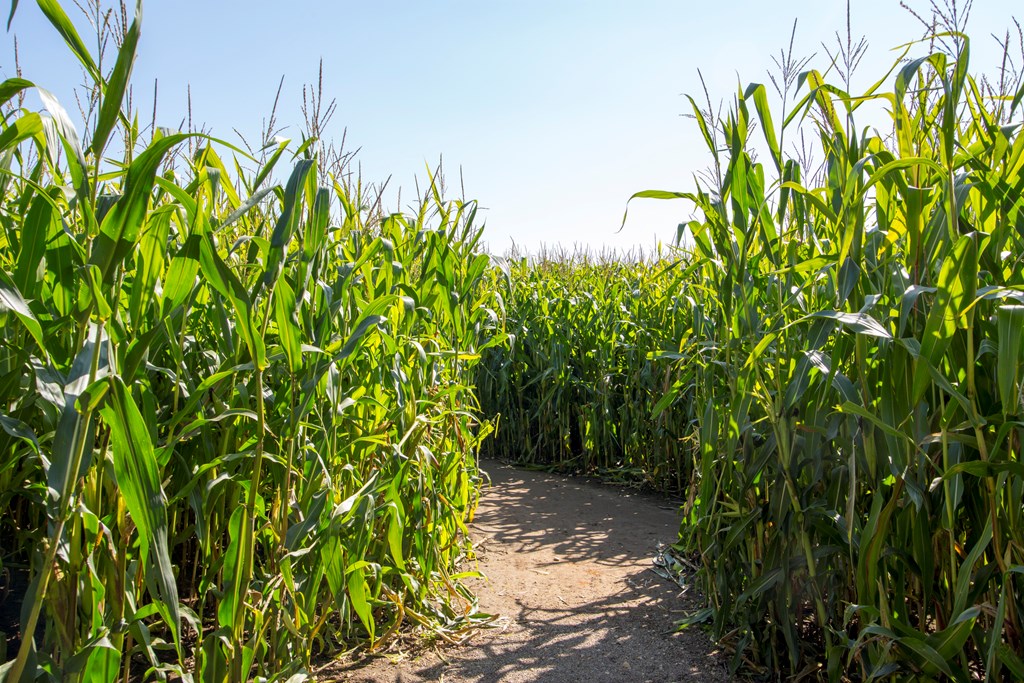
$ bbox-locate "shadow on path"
[333,461,728,683]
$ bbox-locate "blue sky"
[3,1,1018,253]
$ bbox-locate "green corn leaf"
[161,232,202,315]
[283,490,327,551]
[0,412,39,452]
[808,310,892,339]
[780,182,838,222]
[996,305,1024,414]
[89,133,189,287]
[37,87,87,195]
[90,0,141,159]
[274,277,302,374]
[62,633,119,677]
[161,367,240,434]
[198,145,241,209]
[744,82,781,173]
[100,376,181,653]
[334,295,398,363]
[81,640,121,683]
[321,535,345,610]
[0,270,46,353]
[651,384,679,418]
[14,193,52,298]
[386,503,406,571]
[217,505,246,632]
[219,186,276,231]
[927,606,981,662]
[736,567,782,606]
[0,111,43,152]
[804,70,846,143]
[838,402,918,453]
[35,0,98,80]
[943,460,1024,481]
[129,206,172,324]
[252,135,289,190]
[198,232,265,368]
[860,157,945,198]
[997,645,1024,680]
[619,189,694,231]
[856,487,902,605]
[305,186,331,261]
[913,235,978,404]
[895,633,957,678]
[0,77,32,106]
[154,174,198,221]
[983,581,1007,683]
[258,158,314,295]
[347,566,375,642]
[1011,78,1024,114]
[953,518,992,616]
[46,325,108,514]
[79,263,111,321]
[75,377,109,414]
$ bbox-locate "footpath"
[328,460,729,683]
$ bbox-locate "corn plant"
[478,19,1024,683]
[627,29,1024,682]
[0,1,501,681]
[477,248,696,493]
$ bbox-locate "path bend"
[329,460,729,683]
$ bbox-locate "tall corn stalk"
[477,248,694,493]
[0,2,501,680]
[629,28,1024,682]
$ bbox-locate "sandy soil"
[322,460,730,683]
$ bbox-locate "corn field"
[0,1,502,680]
[477,28,1024,683]
[477,249,696,492]
[4,0,1024,681]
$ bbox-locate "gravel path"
[324,460,730,682]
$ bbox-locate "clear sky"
[2,1,1018,253]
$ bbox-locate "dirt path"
[327,460,730,682]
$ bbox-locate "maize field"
[477,21,1024,683]
[0,1,503,680]
[477,249,694,492]
[2,0,1024,681]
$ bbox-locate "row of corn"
[0,2,502,680]
[478,32,1024,681]
[477,249,696,492]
